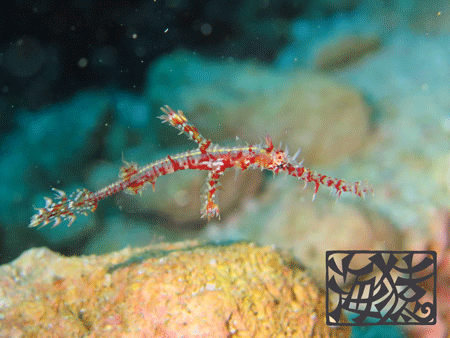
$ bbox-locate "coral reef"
[0,241,350,337]
[3,0,450,335]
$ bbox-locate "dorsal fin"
[119,160,139,180]
[264,133,274,153]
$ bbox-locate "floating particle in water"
[78,58,88,68]
[4,37,46,77]
[201,23,212,36]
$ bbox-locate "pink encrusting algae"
[29,105,373,228]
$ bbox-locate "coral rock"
[0,241,350,337]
